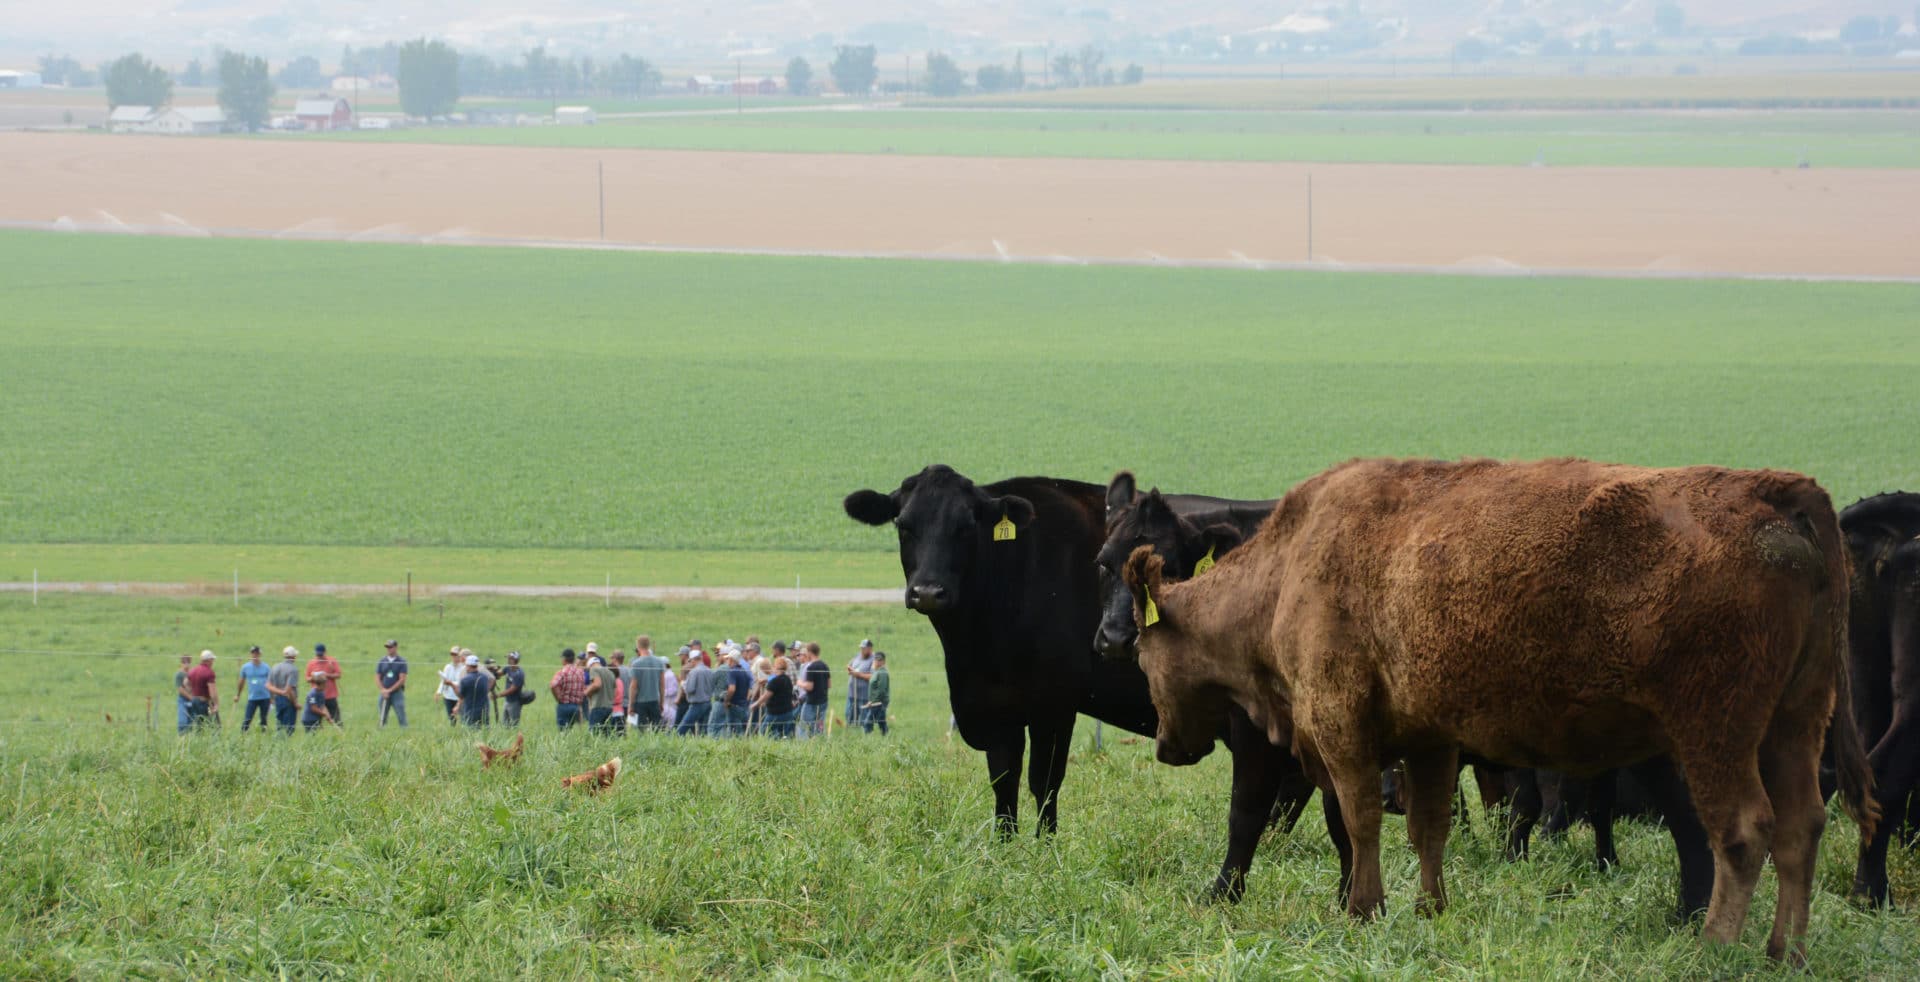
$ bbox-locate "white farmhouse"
[108,105,157,132]
[149,106,227,135]
[555,105,596,125]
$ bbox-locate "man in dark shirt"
[376,639,409,727]
[455,655,492,727]
[302,671,334,732]
[799,643,831,739]
[185,650,218,729]
[499,652,527,728]
[709,649,754,737]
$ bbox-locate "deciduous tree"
[785,56,813,96]
[103,53,172,109]
[830,45,878,96]
[398,38,461,118]
[217,51,274,131]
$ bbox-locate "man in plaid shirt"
[549,648,588,730]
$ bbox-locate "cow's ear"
[844,489,898,526]
[989,494,1036,530]
[1190,524,1243,570]
[1121,544,1168,622]
[1105,472,1136,514]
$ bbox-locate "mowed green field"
[1,594,1916,976]
[327,107,1920,169]
[3,229,1919,587]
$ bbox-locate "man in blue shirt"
[376,639,409,727]
[499,651,527,728]
[455,654,493,728]
[708,649,754,736]
[236,646,273,732]
[301,671,334,732]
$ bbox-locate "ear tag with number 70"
[1143,588,1160,627]
[1192,545,1216,577]
[992,515,1017,542]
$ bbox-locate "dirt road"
[3,132,1915,277]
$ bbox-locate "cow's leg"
[1674,745,1773,947]
[1855,710,1920,905]
[1322,785,1355,906]
[1470,764,1506,812]
[1587,769,1619,871]
[1207,713,1290,903]
[1504,768,1541,861]
[1026,714,1076,836]
[985,728,1026,839]
[1759,724,1826,966]
[1402,747,1459,916]
[1324,750,1387,918]
[1630,755,1712,920]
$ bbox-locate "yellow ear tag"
[1192,545,1216,577]
[1143,588,1160,627]
[992,515,1017,542]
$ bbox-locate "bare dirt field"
[2,132,1915,277]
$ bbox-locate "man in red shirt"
[185,650,218,729]
[306,643,343,724]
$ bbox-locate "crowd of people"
[173,635,893,740]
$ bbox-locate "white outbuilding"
[108,105,157,131]
[0,69,44,89]
[555,105,597,125]
[149,106,227,135]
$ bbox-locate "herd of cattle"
[844,458,1919,964]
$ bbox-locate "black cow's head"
[1120,545,1235,766]
[1094,473,1243,659]
[844,465,1035,615]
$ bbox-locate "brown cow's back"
[1254,459,1836,772]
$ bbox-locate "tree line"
[76,38,1144,135]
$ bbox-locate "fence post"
[406,570,412,606]
[233,568,239,607]
[31,568,36,606]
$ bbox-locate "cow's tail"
[1758,471,1879,838]
[1829,625,1879,840]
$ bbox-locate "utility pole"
[736,57,742,113]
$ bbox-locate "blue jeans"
[676,701,711,736]
[177,695,191,734]
[588,706,614,734]
[798,702,825,739]
[709,703,748,737]
[273,695,297,735]
[242,698,271,731]
[765,708,796,739]
[380,690,408,727]
[556,702,583,730]
[862,703,890,735]
[631,700,663,730]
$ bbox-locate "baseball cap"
[464,655,480,667]
[450,645,461,655]
[314,643,327,653]
[688,638,702,647]
[384,639,397,648]
[282,646,298,659]
[459,648,473,658]
[507,651,520,662]
[310,670,328,681]
[562,648,576,661]
[200,649,216,661]
[585,642,599,654]
[248,645,261,654]
[860,638,873,647]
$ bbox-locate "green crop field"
[326,107,1920,169]
[3,229,1918,587]
[954,72,1920,111]
[1,593,1915,977]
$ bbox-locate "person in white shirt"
[437,646,463,724]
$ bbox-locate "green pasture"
[328,107,1920,168]
[1,593,1917,977]
[955,72,1920,111]
[2,229,1918,586]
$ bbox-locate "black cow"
[1093,474,1322,902]
[844,466,1160,836]
[1107,479,1712,918]
[1839,491,1920,905]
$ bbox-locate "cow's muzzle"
[905,583,951,613]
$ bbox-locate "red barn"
[293,97,353,131]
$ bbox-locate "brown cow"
[1123,457,1877,963]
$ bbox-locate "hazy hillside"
[4,1,1914,65]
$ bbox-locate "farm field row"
[0,593,1915,977]
[3,231,1917,559]
[333,107,1920,169]
[0,543,902,589]
[9,133,1917,276]
[955,71,1920,110]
